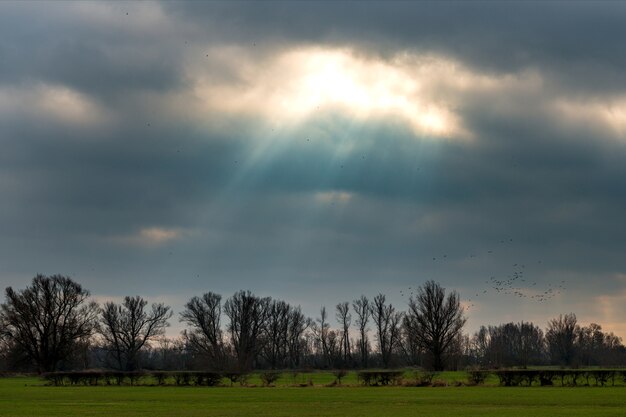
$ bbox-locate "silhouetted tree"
[576,322,604,366]
[406,280,466,371]
[313,306,331,367]
[0,331,10,371]
[573,322,626,367]
[286,306,310,367]
[326,329,341,366]
[180,292,225,369]
[352,295,371,367]
[370,294,402,368]
[336,302,351,366]
[100,296,172,371]
[262,299,290,369]
[446,332,470,370]
[518,322,545,367]
[598,331,626,366]
[546,313,578,367]
[471,325,490,366]
[223,290,270,371]
[0,274,98,372]
[146,337,187,370]
[401,314,423,366]
[472,322,544,368]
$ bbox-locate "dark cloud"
[0,2,185,99]
[1,1,626,334]
[2,108,625,273]
[166,1,626,94]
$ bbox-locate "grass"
[2,376,626,417]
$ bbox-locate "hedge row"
[43,370,411,387]
[356,370,405,386]
[491,369,626,386]
[41,370,322,387]
[41,369,626,387]
[42,371,238,386]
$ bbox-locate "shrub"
[224,372,248,387]
[112,372,126,386]
[467,368,489,385]
[192,372,222,386]
[127,371,145,386]
[357,370,404,386]
[332,370,348,385]
[414,371,437,387]
[42,372,66,386]
[259,371,281,387]
[538,371,554,386]
[152,371,167,386]
[173,371,191,386]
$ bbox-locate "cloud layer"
[1,1,626,336]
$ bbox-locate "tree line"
[1,274,624,373]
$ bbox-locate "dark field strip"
[2,377,626,417]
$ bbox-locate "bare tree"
[313,306,331,367]
[370,294,402,368]
[326,329,340,365]
[180,292,224,369]
[518,322,545,367]
[223,290,270,371]
[576,322,604,366]
[472,322,544,368]
[546,313,578,367]
[407,281,466,371]
[100,296,172,371]
[0,274,98,372]
[336,302,351,366]
[598,331,625,366]
[262,299,290,369]
[150,337,180,370]
[470,326,490,366]
[574,323,626,367]
[352,295,371,367]
[0,330,10,371]
[401,314,422,366]
[286,306,310,368]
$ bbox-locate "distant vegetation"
[1,274,625,373]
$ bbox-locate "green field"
[2,376,626,417]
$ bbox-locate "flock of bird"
[400,237,568,312]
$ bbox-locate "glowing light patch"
[37,85,103,125]
[592,291,626,340]
[191,47,473,139]
[108,227,187,247]
[278,49,455,135]
[315,191,353,204]
[0,83,106,126]
[554,99,626,139]
[138,227,182,244]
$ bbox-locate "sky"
[1,1,626,338]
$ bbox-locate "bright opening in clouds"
[191,47,483,139]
